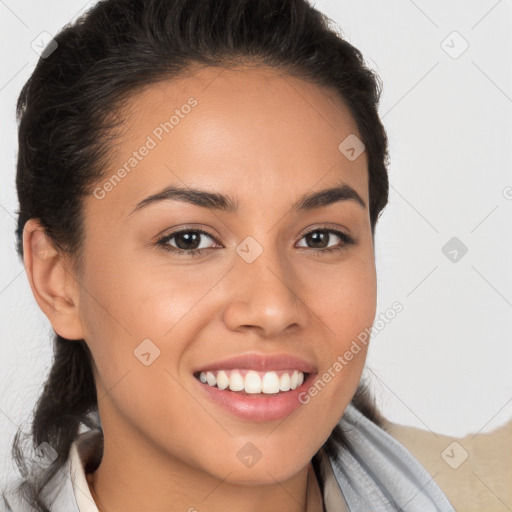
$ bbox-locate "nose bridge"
[248,241,296,301]
[223,233,304,335]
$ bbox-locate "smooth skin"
[23,63,376,512]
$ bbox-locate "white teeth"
[279,373,291,392]
[216,370,229,390]
[198,369,306,394]
[206,371,216,387]
[244,370,261,394]
[290,370,299,390]
[261,372,280,394]
[228,371,244,391]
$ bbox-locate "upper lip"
[193,352,318,374]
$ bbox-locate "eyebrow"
[128,181,366,216]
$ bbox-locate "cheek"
[301,252,376,408]
[289,252,376,404]
[79,247,196,339]
[311,253,377,348]
[77,250,224,407]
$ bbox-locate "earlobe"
[22,218,85,340]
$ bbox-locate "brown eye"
[172,231,203,251]
[157,229,221,256]
[296,228,354,252]
[156,226,355,257]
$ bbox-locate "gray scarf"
[323,403,456,511]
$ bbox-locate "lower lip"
[194,373,316,422]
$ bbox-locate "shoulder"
[383,415,512,512]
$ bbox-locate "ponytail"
[6,335,98,512]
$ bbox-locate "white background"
[1,0,511,483]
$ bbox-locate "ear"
[23,218,85,340]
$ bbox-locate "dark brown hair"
[5,0,389,509]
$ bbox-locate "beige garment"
[382,417,512,512]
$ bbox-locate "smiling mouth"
[194,369,307,395]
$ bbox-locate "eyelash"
[155,226,356,257]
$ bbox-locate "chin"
[199,447,313,486]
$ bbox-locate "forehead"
[95,64,369,216]
[124,63,362,146]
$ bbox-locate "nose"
[222,241,307,338]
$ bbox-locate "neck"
[87,457,324,512]
[84,419,324,512]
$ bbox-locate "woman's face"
[77,64,376,484]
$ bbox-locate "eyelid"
[297,223,352,239]
[154,225,221,244]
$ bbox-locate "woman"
[3,0,455,510]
